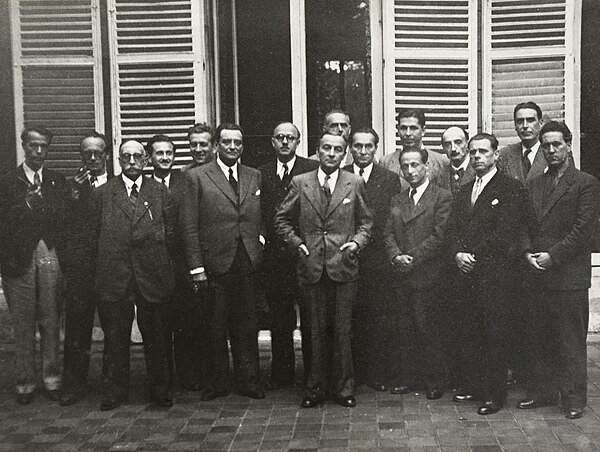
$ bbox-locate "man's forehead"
[273,123,298,136]
[81,136,106,150]
[469,139,493,151]
[515,108,539,120]
[398,117,422,128]
[540,131,566,143]
[220,129,243,140]
[25,131,49,142]
[442,127,466,142]
[320,134,345,147]
[189,132,212,142]
[325,113,349,126]
[121,141,144,154]
[352,132,376,144]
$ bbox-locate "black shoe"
[367,382,388,392]
[426,388,443,400]
[237,385,265,399]
[59,386,87,406]
[16,393,34,405]
[42,388,61,402]
[100,393,127,411]
[390,385,414,395]
[565,407,584,419]
[516,398,557,410]
[301,392,326,408]
[453,393,479,403]
[333,394,356,407]
[477,400,503,415]
[200,387,229,401]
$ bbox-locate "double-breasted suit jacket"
[437,163,476,198]
[93,176,175,304]
[274,169,373,284]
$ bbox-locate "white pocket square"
[342,198,351,204]
[255,189,261,196]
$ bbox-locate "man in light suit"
[181,123,265,401]
[447,133,530,415]
[147,134,213,392]
[342,127,402,393]
[518,121,600,420]
[438,126,476,198]
[94,140,175,410]
[275,132,373,408]
[383,146,453,400]
[58,132,110,406]
[259,122,319,388]
[380,109,448,189]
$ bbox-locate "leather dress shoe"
[59,386,88,406]
[477,400,503,415]
[390,385,415,395]
[453,393,479,403]
[16,393,34,405]
[100,393,127,411]
[43,388,61,402]
[426,388,444,400]
[333,394,356,407]
[238,385,265,399]
[565,407,584,419]
[367,382,388,392]
[301,392,326,408]
[516,398,557,410]
[200,388,229,401]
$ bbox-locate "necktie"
[359,167,364,178]
[471,178,482,207]
[89,175,97,187]
[453,167,464,181]
[322,174,332,200]
[130,183,139,204]
[161,177,167,187]
[281,163,288,181]
[522,148,532,175]
[229,167,238,195]
[409,188,417,206]
[542,168,559,208]
[33,171,41,187]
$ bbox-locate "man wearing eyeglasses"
[185,122,214,171]
[181,123,266,401]
[93,139,175,410]
[58,132,110,406]
[258,122,319,389]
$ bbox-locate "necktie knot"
[322,174,332,199]
[33,171,41,187]
[229,167,238,195]
[471,177,483,207]
[522,148,532,175]
[281,163,289,181]
[89,175,97,186]
[130,183,139,203]
[409,188,417,206]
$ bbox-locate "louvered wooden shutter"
[10,0,104,174]
[107,0,211,172]
[382,0,478,155]
[483,0,580,157]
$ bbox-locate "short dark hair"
[187,122,214,141]
[469,133,499,151]
[350,127,379,146]
[322,110,350,128]
[397,109,426,128]
[273,121,300,138]
[80,131,108,152]
[146,134,176,155]
[400,145,428,164]
[319,130,347,146]
[215,123,244,142]
[539,121,572,145]
[440,126,469,146]
[21,126,53,143]
[514,101,542,121]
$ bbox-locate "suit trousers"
[523,288,589,409]
[3,239,62,394]
[209,241,260,390]
[303,273,357,398]
[98,279,171,399]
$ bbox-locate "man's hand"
[533,252,553,269]
[189,270,208,293]
[340,241,359,255]
[25,184,43,209]
[525,252,546,271]
[298,244,310,257]
[73,168,90,185]
[455,252,476,273]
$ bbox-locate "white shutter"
[382,0,478,155]
[107,0,211,172]
[10,0,104,174]
[483,0,581,159]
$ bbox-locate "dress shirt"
[543,162,568,180]
[121,174,143,197]
[216,155,238,181]
[410,178,429,205]
[353,162,373,183]
[277,156,296,180]
[23,162,43,185]
[90,172,108,188]
[317,167,339,193]
[521,141,540,166]
[153,173,171,188]
[451,157,470,180]
[471,166,498,202]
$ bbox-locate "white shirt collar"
[409,179,429,205]
[353,162,373,183]
[521,141,540,163]
[475,166,497,191]
[153,172,171,188]
[277,156,296,179]
[122,174,143,196]
[317,167,339,192]
[451,157,470,172]
[23,162,43,184]
[89,172,108,188]
[216,155,238,180]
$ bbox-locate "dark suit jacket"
[93,176,175,304]
[161,170,188,281]
[446,170,529,283]
[0,165,68,277]
[274,169,374,284]
[380,147,449,190]
[180,159,264,276]
[342,163,402,273]
[437,162,476,198]
[524,166,600,290]
[384,182,453,288]
[498,142,548,184]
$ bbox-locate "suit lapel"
[302,172,326,221]
[528,148,547,182]
[326,171,352,218]
[113,178,135,221]
[540,166,575,218]
[401,182,434,223]
[238,165,252,205]
[205,160,238,205]
[472,172,500,213]
[132,178,153,225]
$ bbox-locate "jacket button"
[323,231,328,235]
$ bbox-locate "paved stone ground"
[0,336,599,451]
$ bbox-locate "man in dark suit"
[309,110,354,166]
[58,132,110,406]
[181,123,265,401]
[259,121,319,389]
[275,132,373,408]
[94,139,175,410]
[383,146,453,400]
[438,126,476,197]
[0,126,67,404]
[147,134,213,392]
[185,122,214,171]
[518,121,600,420]
[342,127,401,393]
[447,133,530,415]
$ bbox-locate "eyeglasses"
[273,134,298,143]
[119,153,146,163]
